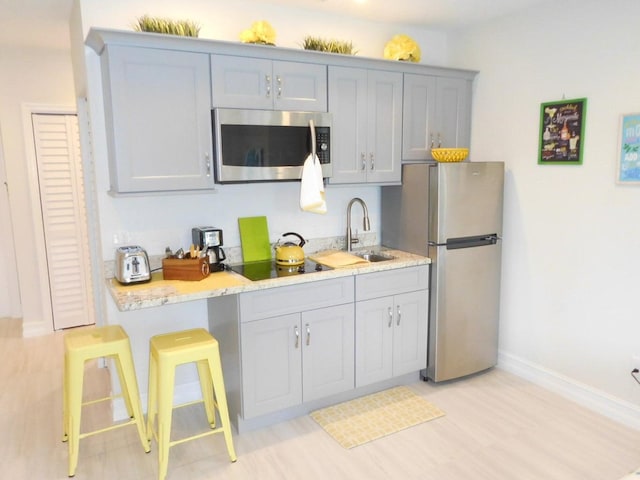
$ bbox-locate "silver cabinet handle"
[276,75,282,98]
[306,324,310,346]
[388,307,393,328]
[370,153,374,171]
[294,325,299,348]
[265,74,271,98]
[361,153,366,171]
[397,305,401,326]
[205,152,211,176]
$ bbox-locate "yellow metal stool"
[146,328,237,480]
[62,325,150,477]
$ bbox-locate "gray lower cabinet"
[240,303,354,418]
[402,73,473,161]
[236,277,354,419]
[355,266,429,387]
[99,45,214,193]
[208,267,428,430]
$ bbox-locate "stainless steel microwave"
[211,108,332,183]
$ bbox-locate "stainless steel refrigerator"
[381,162,504,382]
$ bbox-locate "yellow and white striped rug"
[310,386,445,449]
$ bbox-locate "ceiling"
[0,0,551,50]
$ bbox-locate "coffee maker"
[192,227,226,272]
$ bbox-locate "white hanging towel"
[300,152,327,214]
[300,119,327,214]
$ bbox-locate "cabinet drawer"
[356,265,429,301]
[239,277,354,322]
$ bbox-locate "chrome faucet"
[346,197,371,251]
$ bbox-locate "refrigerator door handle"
[446,234,500,250]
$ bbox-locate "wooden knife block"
[162,257,210,281]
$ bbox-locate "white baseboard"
[21,319,52,337]
[498,350,640,430]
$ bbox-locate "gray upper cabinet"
[100,45,214,193]
[328,66,402,184]
[211,54,327,111]
[87,28,476,193]
[402,73,472,161]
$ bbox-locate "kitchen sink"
[352,252,395,262]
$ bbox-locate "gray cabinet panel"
[241,313,302,418]
[355,269,429,388]
[328,66,402,184]
[239,277,354,322]
[356,265,429,301]
[401,74,473,161]
[101,45,214,193]
[211,55,327,111]
[301,303,355,402]
[392,290,428,376]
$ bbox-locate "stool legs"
[196,359,216,427]
[65,351,86,477]
[157,358,176,480]
[206,354,237,462]
[147,329,237,480]
[62,326,150,477]
[146,351,158,444]
[116,350,151,454]
[62,351,69,442]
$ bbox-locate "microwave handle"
[309,119,317,163]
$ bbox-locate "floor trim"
[498,350,640,430]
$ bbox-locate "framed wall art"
[538,97,587,165]
[616,113,640,184]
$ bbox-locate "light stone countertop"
[107,247,431,312]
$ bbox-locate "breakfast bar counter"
[107,248,431,311]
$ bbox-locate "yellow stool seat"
[147,328,236,480]
[63,325,150,477]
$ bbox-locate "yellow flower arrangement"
[383,34,421,62]
[240,20,276,45]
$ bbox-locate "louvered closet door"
[32,113,94,330]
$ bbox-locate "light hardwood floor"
[2,318,640,480]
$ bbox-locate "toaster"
[115,246,151,284]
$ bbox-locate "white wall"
[78,0,450,65]
[0,130,20,319]
[0,46,76,331]
[449,0,640,411]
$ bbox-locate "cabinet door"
[355,296,394,387]
[402,73,437,161]
[102,46,213,193]
[327,66,368,184]
[273,61,327,112]
[366,70,402,184]
[211,56,327,111]
[301,303,354,402]
[211,55,273,109]
[435,76,472,151]
[240,313,302,418]
[392,290,428,376]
